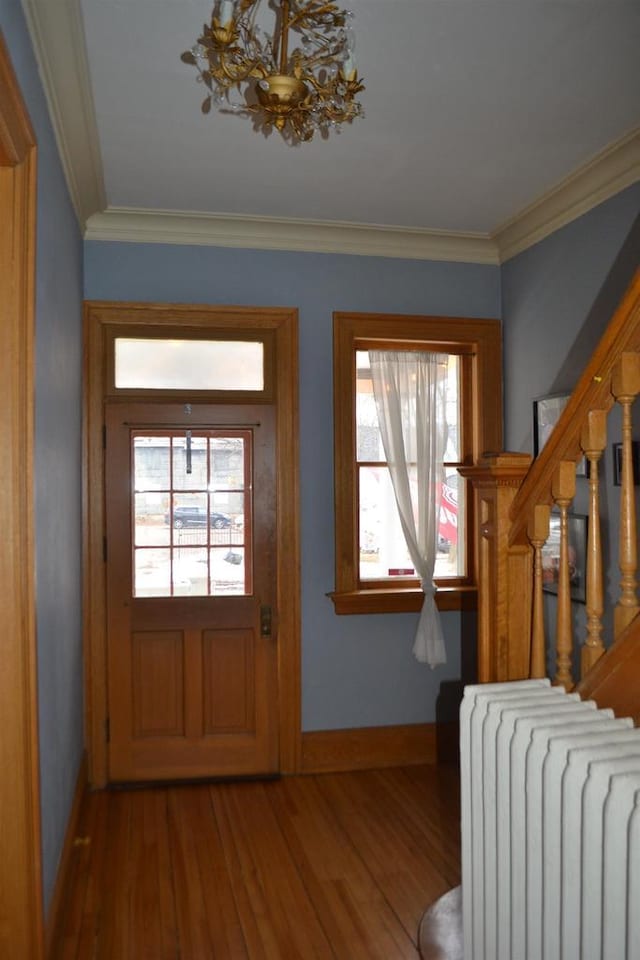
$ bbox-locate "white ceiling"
[22,0,640,262]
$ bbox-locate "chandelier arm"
[217,52,268,84]
[286,2,342,31]
[296,47,343,72]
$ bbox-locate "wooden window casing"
[331,312,503,614]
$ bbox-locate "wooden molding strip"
[300,723,451,774]
[0,30,43,958]
[44,753,88,958]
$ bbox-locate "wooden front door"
[105,401,278,782]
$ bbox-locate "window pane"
[356,351,460,463]
[211,547,246,595]
[135,548,171,597]
[436,468,464,578]
[443,355,460,461]
[356,348,463,580]
[132,430,252,596]
[359,466,413,579]
[115,338,264,390]
[356,351,384,461]
[358,465,465,580]
[173,547,208,596]
[134,493,170,546]
[172,436,208,490]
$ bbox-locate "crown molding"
[20,0,105,226]
[84,207,501,263]
[493,128,640,262]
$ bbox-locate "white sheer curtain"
[369,350,448,666]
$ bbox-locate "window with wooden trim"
[331,312,502,615]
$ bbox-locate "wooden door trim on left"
[0,31,44,958]
[83,301,301,786]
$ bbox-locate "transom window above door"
[115,338,264,391]
[104,326,275,400]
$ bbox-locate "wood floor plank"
[95,790,134,960]
[168,786,248,958]
[267,774,419,959]
[73,789,111,958]
[211,780,336,959]
[126,790,179,958]
[50,764,461,959]
[167,786,230,957]
[315,768,460,941]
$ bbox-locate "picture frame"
[533,393,570,457]
[612,441,640,486]
[542,511,587,603]
[533,392,587,476]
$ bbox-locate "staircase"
[461,266,640,710]
[417,267,640,960]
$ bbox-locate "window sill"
[328,585,478,615]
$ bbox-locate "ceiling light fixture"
[181,0,364,143]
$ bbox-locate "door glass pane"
[132,430,252,597]
[115,339,264,390]
[210,437,246,530]
[173,547,208,596]
[211,547,245,595]
[135,548,171,597]
[172,436,208,490]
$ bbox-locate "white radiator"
[460,679,640,960]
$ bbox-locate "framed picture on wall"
[533,393,570,456]
[612,441,640,486]
[533,392,587,476]
[541,511,587,603]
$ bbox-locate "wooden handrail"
[509,268,640,545]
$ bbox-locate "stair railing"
[461,267,640,686]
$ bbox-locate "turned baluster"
[551,461,576,689]
[580,409,607,676]
[528,503,551,679]
[612,353,640,637]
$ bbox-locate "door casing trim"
[83,301,301,786]
[0,30,44,955]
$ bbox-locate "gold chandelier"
[181,0,365,143]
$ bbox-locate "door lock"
[260,605,272,637]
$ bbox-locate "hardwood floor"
[50,763,460,959]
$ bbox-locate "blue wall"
[0,1,84,913]
[502,182,640,453]
[85,243,500,729]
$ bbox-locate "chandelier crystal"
[181,0,365,143]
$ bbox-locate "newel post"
[459,453,533,682]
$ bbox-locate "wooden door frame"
[83,301,301,787]
[0,31,44,958]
